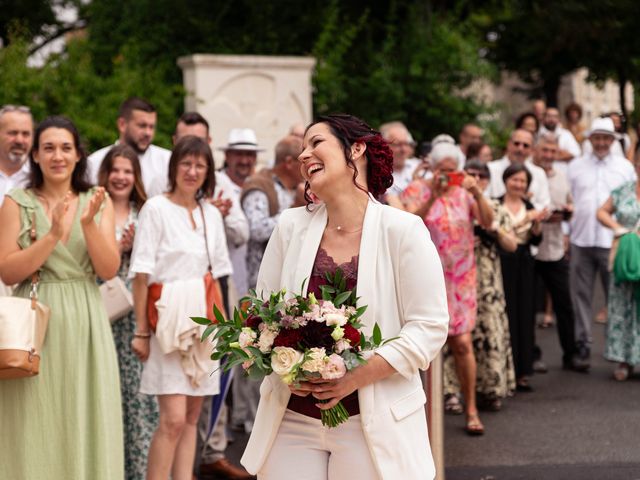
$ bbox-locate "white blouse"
[129,195,233,283]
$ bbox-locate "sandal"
[478,396,502,412]
[613,363,631,381]
[444,394,463,415]
[465,413,485,436]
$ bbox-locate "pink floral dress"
[402,180,477,336]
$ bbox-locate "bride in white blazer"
[240,114,449,480]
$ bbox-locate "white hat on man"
[218,128,265,151]
[587,117,620,138]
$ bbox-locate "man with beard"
[487,128,551,210]
[538,107,581,170]
[0,105,33,207]
[88,97,171,195]
[0,104,33,296]
[458,123,484,167]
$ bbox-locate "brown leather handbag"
[0,213,51,379]
[147,204,226,332]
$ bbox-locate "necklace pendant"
[336,225,342,231]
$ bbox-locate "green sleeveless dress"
[0,188,124,479]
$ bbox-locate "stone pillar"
[425,352,445,480]
[177,54,316,168]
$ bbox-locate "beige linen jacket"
[240,200,449,479]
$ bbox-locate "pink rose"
[320,353,347,380]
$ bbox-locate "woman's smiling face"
[299,122,354,201]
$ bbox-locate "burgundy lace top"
[287,248,361,419]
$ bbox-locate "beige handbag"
[0,213,51,379]
[100,276,133,323]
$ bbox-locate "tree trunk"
[542,75,560,108]
[618,69,628,129]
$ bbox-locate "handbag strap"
[198,203,213,273]
[29,212,40,308]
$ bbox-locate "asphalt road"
[444,319,640,480]
[205,287,640,480]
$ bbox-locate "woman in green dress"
[98,144,158,480]
[597,158,640,381]
[0,116,124,478]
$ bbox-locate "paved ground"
[203,285,640,480]
[444,320,640,480]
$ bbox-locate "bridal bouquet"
[194,269,395,427]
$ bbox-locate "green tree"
[0,36,182,151]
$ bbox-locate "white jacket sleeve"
[375,216,449,379]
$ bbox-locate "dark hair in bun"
[304,114,394,203]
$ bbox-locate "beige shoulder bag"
[0,213,51,379]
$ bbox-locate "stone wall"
[178,54,316,168]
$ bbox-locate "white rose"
[258,329,278,353]
[324,312,348,327]
[301,347,327,373]
[271,347,304,377]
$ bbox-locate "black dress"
[498,197,542,379]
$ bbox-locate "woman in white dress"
[130,136,232,480]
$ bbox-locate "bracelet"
[134,332,151,339]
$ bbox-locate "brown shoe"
[200,457,255,479]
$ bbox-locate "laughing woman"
[0,116,123,479]
[240,114,449,480]
[97,144,159,480]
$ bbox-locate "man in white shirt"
[380,121,419,197]
[610,112,632,157]
[0,105,33,296]
[532,133,582,371]
[487,129,551,210]
[87,97,171,196]
[538,107,581,172]
[0,104,32,206]
[568,117,637,368]
[458,123,484,168]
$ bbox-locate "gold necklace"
[328,225,363,234]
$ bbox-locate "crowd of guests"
[0,96,639,478]
[379,101,640,437]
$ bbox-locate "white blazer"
[240,200,449,479]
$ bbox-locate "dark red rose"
[299,321,335,350]
[343,324,361,347]
[273,328,303,349]
[245,314,263,330]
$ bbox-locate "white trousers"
[258,409,380,480]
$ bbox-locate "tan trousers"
[258,409,379,480]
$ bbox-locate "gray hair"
[430,142,460,167]
[0,104,32,122]
[535,132,559,146]
[379,121,410,141]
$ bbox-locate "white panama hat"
[218,128,265,152]
[587,117,620,139]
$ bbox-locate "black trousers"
[535,258,577,363]
[500,245,535,378]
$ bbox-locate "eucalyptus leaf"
[191,316,211,326]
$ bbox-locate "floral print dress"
[606,181,640,366]
[402,180,477,336]
[111,205,159,480]
[443,200,516,400]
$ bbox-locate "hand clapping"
[49,192,71,240]
[81,187,107,226]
